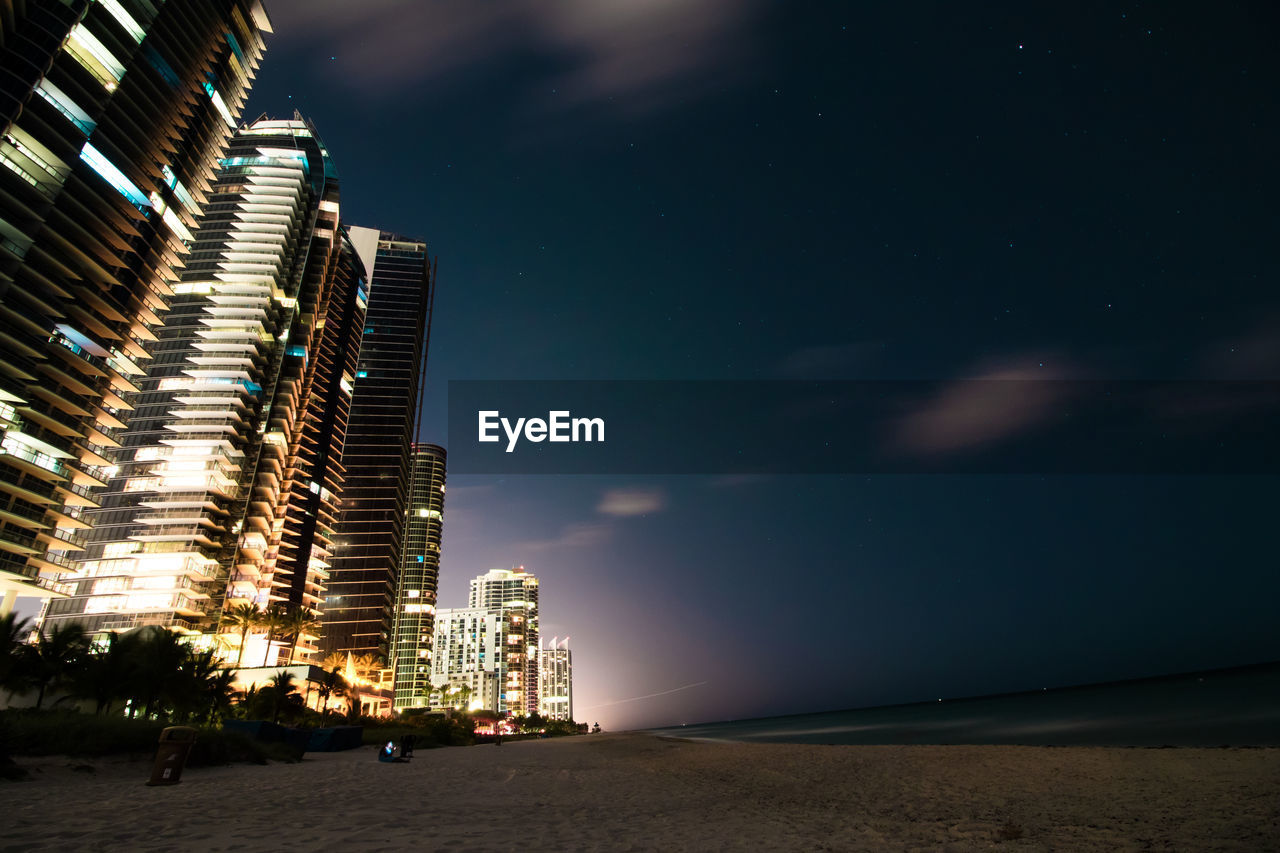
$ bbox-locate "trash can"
[146,726,197,786]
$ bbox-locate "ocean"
[647,663,1280,746]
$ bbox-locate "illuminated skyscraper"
[429,605,503,713]
[538,638,573,722]
[431,567,541,717]
[390,442,445,711]
[42,117,366,667]
[320,230,433,662]
[471,566,539,716]
[0,0,270,615]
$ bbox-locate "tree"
[168,648,233,724]
[21,623,90,709]
[201,664,237,725]
[316,667,347,717]
[223,602,260,667]
[127,627,189,719]
[440,682,471,710]
[280,606,320,665]
[352,653,383,682]
[68,631,140,715]
[258,604,287,667]
[266,670,302,723]
[0,612,33,699]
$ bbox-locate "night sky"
[247,1,1278,729]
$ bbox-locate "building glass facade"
[42,117,365,668]
[390,441,445,710]
[320,228,433,662]
[0,0,271,615]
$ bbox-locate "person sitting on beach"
[378,741,406,763]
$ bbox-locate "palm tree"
[68,631,140,715]
[352,653,383,682]
[267,669,301,723]
[21,623,90,709]
[202,667,236,724]
[317,667,347,717]
[0,612,33,699]
[258,604,287,667]
[280,606,320,665]
[223,602,260,667]
[128,627,188,719]
[441,682,471,710]
[321,652,346,673]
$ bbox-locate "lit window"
[80,142,151,214]
[34,80,95,135]
[161,207,194,244]
[66,24,126,90]
[201,78,235,127]
[99,0,146,43]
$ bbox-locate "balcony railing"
[49,527,86,548]
[97,614,201,632]
[0,440,69,478]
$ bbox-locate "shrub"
[0,710,301,765]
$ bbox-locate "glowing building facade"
[42,117,366,667]
[390,442,445,711]
[538,639,573,722]
[429,605,503,713]
[0,0,270,615]
[470,567,539,716]
[320,229,433,662]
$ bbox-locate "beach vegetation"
[13,623,90,709]
[0,709,301,765]
[3,625,237,725]
[279,607,321,666]
[315,666,347,716]
[355,711,476,748]
[223,602,260,667]
[257,604,288,667]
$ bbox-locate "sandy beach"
[6,733,1277,851]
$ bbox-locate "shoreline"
[9,733,1278,851]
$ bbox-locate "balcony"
[40,526,86,550]
[0,523,40,555]
[54,479,102,507]
[128,525,219,546]
[0,441,70,484]
[28,549,80,573]
[97,614,201,633]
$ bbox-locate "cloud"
[890,356,1076,456]
[597,487,665,516]
[514,522,613,553]
[263,0,763,116]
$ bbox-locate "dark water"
[648,663,1280,746]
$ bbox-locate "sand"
[5,734,1277,851]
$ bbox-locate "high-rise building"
[429,605,504,713]
[42,116,366,667]
[0,0,271,615]
[538,638,573,722]
[390,442,445,711]
[320,230,433,662]
[472,566,538,715]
